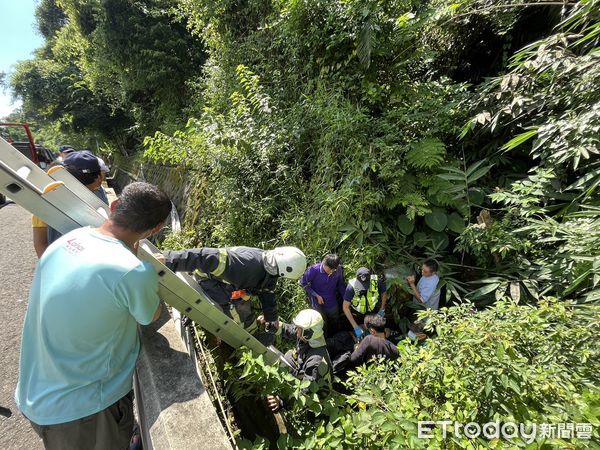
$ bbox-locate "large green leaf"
[467,165,493,184]
[468,189,485,206]
[413,232,428,248]
[447,212,466,233]
[398,215,415,235]
[501,128,538,152]
[424,209,448,231]
[430,231,449,250]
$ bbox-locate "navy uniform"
[163,246,279,324]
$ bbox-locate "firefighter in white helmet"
[163,246,306,331]
[259,309,332,412]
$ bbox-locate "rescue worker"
[260,309,332,411]
[342,267,388,339]
[162,246,306,329]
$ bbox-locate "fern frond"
[405,138,446,169]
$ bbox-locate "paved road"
[0,203,43,449]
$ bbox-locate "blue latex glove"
[377,309,385,317]
[354,326,364,338]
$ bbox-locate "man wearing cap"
[95,156,110,204]
[32,151,106,258]
[342,267,388,339]
[57,145,75,162]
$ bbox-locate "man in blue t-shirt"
[16,182,171,450]
[406,259,441,310]
[342,267,388,339]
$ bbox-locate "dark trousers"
[312,304,341,337]
[29,391,134,450]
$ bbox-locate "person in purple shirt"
[299,254,346,335]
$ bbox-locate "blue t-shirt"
[16,227,160,425]
[413,274,440,310]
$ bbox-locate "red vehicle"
[0,123,57,204]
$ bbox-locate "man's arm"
[299,268,316,296]
[336,267,346,298]
[257,291,278,323]
[115,264,162,325]
[349,338,369,367]
[163,248,218,273]
[32,227,48,258]
[299,267,324,304]
[151,302,163,322]
[343,301,360,330]
[407,276,424,303]
[409,283,423,303]
[380,291,389,310]
[409,277,437,304]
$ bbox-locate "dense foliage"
[230,299,600,448]
[6,0,600,447]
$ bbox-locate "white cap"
[97,157,110,174]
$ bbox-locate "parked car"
[0,122,58,204]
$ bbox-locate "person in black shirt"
[349,314,399,368]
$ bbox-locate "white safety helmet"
[292,309,324,341]
[272,246,306,280]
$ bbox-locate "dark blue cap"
[63,150,101,174]
[59,145,75,154]
[356,267,372,291]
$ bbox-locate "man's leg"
[323,307,341,337]
[232,299,258,333]
[29,392,134,450]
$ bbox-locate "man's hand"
[316,294,325,305]
[265,320,279,334]
[256,315,266,327]
[154,253,166,264]
[406,275,416,285]
[267,395,282,412]
[353,326,364,339]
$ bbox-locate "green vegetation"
[6,0,599,447]
[231,299,600,448]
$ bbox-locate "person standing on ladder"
[342,267,388,340]
[162,246,306,331]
